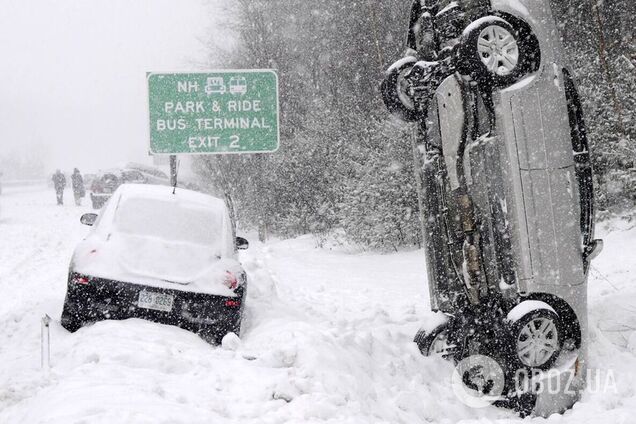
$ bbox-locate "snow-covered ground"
[0,186,635,423]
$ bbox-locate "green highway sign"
[147,70,279,154]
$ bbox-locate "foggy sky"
[0,0,232,175]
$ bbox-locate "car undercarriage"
[382,0,602,416]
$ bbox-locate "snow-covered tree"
[195,0,635,248]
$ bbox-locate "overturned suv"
[382,0,602,416]
[61,184,249,344]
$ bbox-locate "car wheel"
[414,323,457,357]
[229,318,242,338]
[197,323,236,345]
[61,301,84,332]
[507,301,562,370]
[457,16,538,88]
[207,321,241,343]
[381,56,419,122]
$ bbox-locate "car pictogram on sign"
[205,77,226,95]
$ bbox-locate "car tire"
[507,301,563,371]
[197,327,218,344]
[197,318,241,345]
[61,301,84,332]
[457,16,539,88]
[414,322,456,357]
[381,57,419,122]
[200,327,228,345]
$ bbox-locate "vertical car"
[382,0,602,415]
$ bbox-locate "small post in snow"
[41,314,52,370]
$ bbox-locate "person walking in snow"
[71,168,85,206]
[52,169,66,205]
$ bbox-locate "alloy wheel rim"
[477,25,519,76]
[516,317,559,367]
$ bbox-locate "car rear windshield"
[114,196,223,246]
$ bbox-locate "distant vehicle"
[61,184,249,344]
[83,173,96,189]
[89,169,147,209]
[125,163,170,185]
[125,162,203,191]
[205,77,226,95]
[229,76,248,95]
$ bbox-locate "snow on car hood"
[72,232,242,297]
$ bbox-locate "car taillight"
[71,274,90,285]
[224,299,240,308]
[223,271,238,290]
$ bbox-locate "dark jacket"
[71,171,85,196]
[52,172,66,191]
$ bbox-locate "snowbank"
[1,189,635,423]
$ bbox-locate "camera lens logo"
[451,355,505,408]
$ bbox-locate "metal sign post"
[170,154,177,188]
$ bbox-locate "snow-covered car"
[61,184,249,344]
[90,169,148,209]
[382,0,602,415]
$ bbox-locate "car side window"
[123,171,146,183]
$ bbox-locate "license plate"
[137,290,174,312]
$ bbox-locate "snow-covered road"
[0,187,635,423]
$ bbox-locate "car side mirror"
[236,236,249,250]
[80,213,98,226]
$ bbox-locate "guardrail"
[1,179,47,188]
